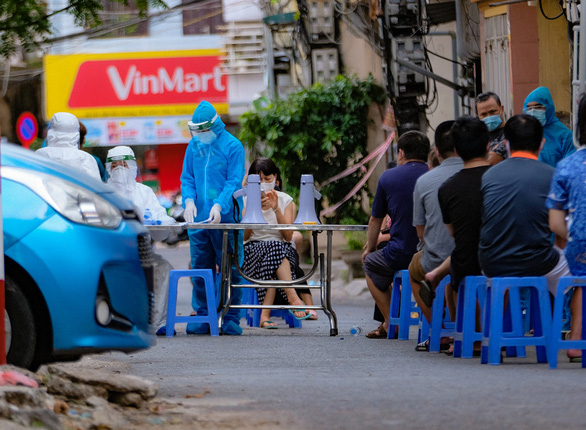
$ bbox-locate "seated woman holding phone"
[242,158,316,328]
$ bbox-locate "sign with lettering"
[80,116,193,146]
[44,50,228,118]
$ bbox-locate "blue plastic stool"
[417,277,454,350]
[549,276,586,369]
[387,270,421,340]
[428,275,456,353]
[418,314,429,344]
[453,276,486,358]
[481,277,552,365]
[166,269,219,337]
[242,288,302,328]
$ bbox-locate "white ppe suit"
[36,112,101,181]
[106,145,175,333]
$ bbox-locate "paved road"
[66,241,586,430]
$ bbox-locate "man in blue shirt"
[362,131,430,338]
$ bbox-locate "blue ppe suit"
[523,87,576,167]
[180,101,245,335]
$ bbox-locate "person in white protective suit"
[106,145,176,336]
[36,112,101,180]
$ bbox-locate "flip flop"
[289,309,311,320]
[416,339,451,352]
[415,339,430,351]
[261,320,278,329]
[418,280,436,308]
[569,356,583,363]
[366,324,388,339]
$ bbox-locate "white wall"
[222,0,263,21]
[424,21,460,141]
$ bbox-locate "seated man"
[424,117,492,354]
[478,114,577,360]
[475,91,508,165]
[547,94,586,361]
[408,121,463,351]
[362,131,430,338]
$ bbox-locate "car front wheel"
[5,276,37,370]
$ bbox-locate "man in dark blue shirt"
[362,131,430,338]
[478,114,570,291]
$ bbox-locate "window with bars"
[182,0,224,35]
[96,0,149,38]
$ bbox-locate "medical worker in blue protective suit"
[523,87,576,167]
[180,101,245,335]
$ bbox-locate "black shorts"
[363,249,399,292]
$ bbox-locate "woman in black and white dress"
[242,158,315,328]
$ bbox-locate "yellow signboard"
[44,50,228,119]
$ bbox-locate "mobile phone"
[261,191,266,198]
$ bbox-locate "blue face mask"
[525,108,547,126]
[197,131,216,144]
[482,115,502,132]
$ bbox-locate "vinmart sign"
[44,50,228,118]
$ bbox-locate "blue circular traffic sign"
[16,112,38,148]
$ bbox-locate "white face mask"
[260,181,276,192]
[109,166,134,186]
[197,131,216,144]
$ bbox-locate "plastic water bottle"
[350,326,362,337]
[143,208,153,225]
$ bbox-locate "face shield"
[188,114,218,144]
[105,151,138,188]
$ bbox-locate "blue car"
[2,143,156,370]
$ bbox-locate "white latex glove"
[183,199,196,223]
[208,203,222,224]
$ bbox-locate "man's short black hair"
[434,120,455,159]
[450,116,489,162]
[475,91,502,108]
[503,114,543,153]
[397,131,430,162]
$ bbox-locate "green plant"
[344,230,367,251]
[239,74,386,224]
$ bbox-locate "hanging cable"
[539,0,566,20]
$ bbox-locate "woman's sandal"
[366,324,388,339]
[288,309,311,320]
[260,320,278,329]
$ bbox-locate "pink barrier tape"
[319,143,388,217]
[318,131,395,190]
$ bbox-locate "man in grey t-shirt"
[409,121,463,348]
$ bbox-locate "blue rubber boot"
[221,319,242,336]
[186,322,210,335]
[156,326,176,336]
